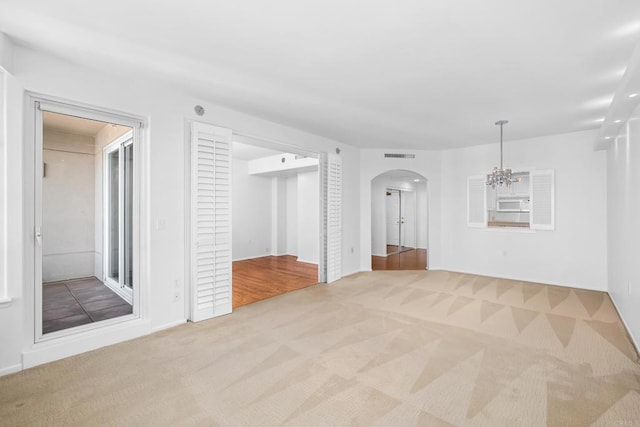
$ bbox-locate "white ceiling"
[2,0,640,149]
[43,111,109,137]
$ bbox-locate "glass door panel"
[103,132,134,303]
[107,149,120,282]
[123,142,134,290]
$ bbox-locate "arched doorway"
[371,170,428,270]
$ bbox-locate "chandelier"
[486,119,517,188]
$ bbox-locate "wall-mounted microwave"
[497,198,530,212]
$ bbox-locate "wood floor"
[232,255,318,308]
[386,244,415,255]
[372,248,427,270]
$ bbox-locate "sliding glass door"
[104,133,134,303]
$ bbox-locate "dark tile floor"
[43,277,132,334]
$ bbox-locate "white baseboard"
[232,255,263,262]
[436,266,606,292]
[295,258,318,265]
[151,319,187,333]
[233,254,299,262]
[0,363,22,377]
[22,319,152,369]
[608,293,640,360]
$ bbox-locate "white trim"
[150,319,187,333]
[0,363,22,377]
[608,292,640,360]
[435,267,605,292]
[295,258,319,266]
[34,96,44,339]
[232,254,285,262]
[28,93,147,349]
[102,131,135,305]
[233,131,319,159]
[0,68,6,305]
[23,319,152,369]
[36,100,142,129]
[37,313,136,343]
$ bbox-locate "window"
[468,169,554,230]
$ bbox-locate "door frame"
[29,93,146,343]
[102,131,135,304]
[370,170,429,269]
[184,124,340,320]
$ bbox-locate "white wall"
[440,130,607,290]
[1,67,25,375]
[607,105,640,348]
[0,69,6,304]
[42,130,95,282]
[360,150,442,270]
[296,170,319,264]
[93,124,131,281]
[248,153,318,175]
[416,181,428,248]
[286,176,298,256]
[231,157,272,260]
[273,177,287,255]
[0,44,361,374]
[0,33,14,73]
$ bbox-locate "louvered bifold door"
[530,169,555,230]
[326,153,342,283]
[190,122,232,322]
[467,175,487,227]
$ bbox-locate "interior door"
[190,121,233,322]
[386,189,400,252]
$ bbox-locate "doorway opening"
[385,188,414,255]
[371,170,428,270]
[188,121,341,322]
[35,104,141,338]
[231,139,320,307]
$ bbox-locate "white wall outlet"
[175,279,180,289]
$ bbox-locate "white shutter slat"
[190,122,233,322]
[467,175,487,228]
[530,169,555,230]
[326,153,342,283]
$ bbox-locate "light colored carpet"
[1,270,640,426]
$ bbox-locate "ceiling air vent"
[384,153,415,159]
